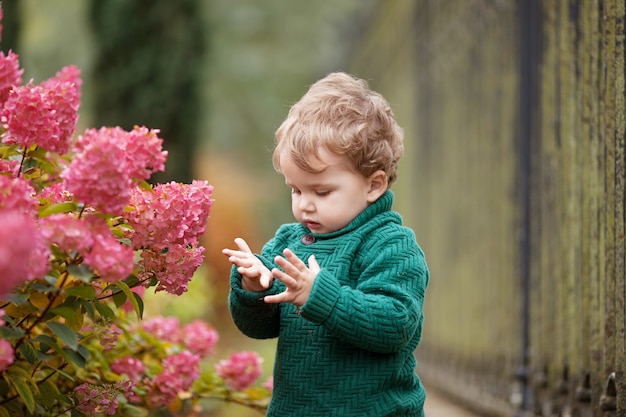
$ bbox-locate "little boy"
[222,72,429,416]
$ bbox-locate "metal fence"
[348,1,626,416]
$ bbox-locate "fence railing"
[348,1,626,415]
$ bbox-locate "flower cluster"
[73,381,133,416]
[62,126,167,214]
[0,5,271,415]
[126,180,214,294]
[215,351,265,391]
[82,313,270,412]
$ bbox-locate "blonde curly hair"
[273,72,404,186]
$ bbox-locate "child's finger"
[264,290,291,305]
[308,255,320,272]
[271,267,297,287]
[282,248,306,269]
[274,255,301,277]
[234,238,252,253]
[259,271,273,288]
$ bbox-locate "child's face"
[279,148,377,234]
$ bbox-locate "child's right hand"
[222,238,273,292]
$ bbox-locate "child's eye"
[291,188,301,195]
[316,191,330,197]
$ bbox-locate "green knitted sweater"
[228,191,429,417]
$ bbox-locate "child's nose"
[298,195,314,211]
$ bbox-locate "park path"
[424,386,484,417]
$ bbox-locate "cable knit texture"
[229,191,429,417]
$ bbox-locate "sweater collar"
[304,190,395,239]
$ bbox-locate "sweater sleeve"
[299,226,429,353]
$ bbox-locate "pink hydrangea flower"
[182,320,219,358]
[0,158,19,176]
[38,65,82,153]
[62,126,168,215]
[73,381,131,415]
[125,181,213,295]
[147,351,200,407]
[69,217,133,283]
[0,209,49,295]
[39,182,73,204]
[121,126,167,181]
[0,50,23,105]
[83,232,134,283]
[99,324,123,351]
[263,376,274,392]
[39,213,93,254]
[215,351,263,392]
[0,338,14,372]
[27,229,51,281]
[1,83,53,149]
[61,129,132,215]
[0,175,38,217]
[0,178,51,286]
[138,244,204,295]
[72,126,167,183]
[125,180,213,250]
[1,67,80,155]
[42,65,82,96]
[111,356,146,382]
[141,316,181,343]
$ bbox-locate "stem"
[16,145,26,178]
[13,272,69,352]
[196,394,268,413]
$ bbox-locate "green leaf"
[0,405,10,417]
[138,180,154,192]
[65,307,84,331]
[50,305,77,320]
[66,265,95,283]
[133,292,145,319]
[119,404,149,417]
[94,300,115,320]
[80,299,96,318]
[64,284,96,299]
[17,342,38,364]
[3,292,30,305]
[33,334,57,347]
[0,326,25,339]
[64,348,86,368]
[111,286,127,308]
[0,143,19,158]
[38,379,60,409]
[77,344,90,360]
[46,322,78,350]
[9,376,35,413]
[112,280,143,319]
[118,237,132,246]
[124,274,141,287]
[38,202,78,218]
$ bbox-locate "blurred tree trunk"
[1,0,21,53]
[89,0,207,183]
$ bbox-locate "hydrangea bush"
[0,6,271,416]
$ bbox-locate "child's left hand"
[264,248,320,308]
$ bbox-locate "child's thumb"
[308,255,320,271]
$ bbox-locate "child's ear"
[366,170,388,203]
